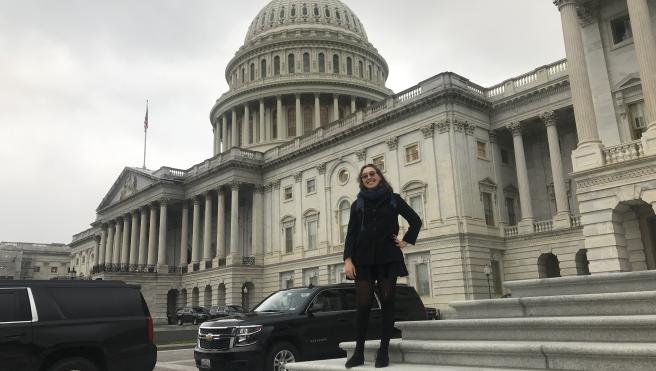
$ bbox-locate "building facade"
[68,0,656,322]
[0,242,71,280]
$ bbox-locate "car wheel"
[177,318,183,326]
[48,357,99,371]
[265,341,298,371]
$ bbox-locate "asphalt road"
[155,348,197,371]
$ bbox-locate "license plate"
[200,358,211,369]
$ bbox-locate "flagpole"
[143,100,148,169]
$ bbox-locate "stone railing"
[242,256,256,266]
[533,219,554,233]
[602,140,644,165]
[504,225,518,237]
[486,59,568,101]
[185,148,264,178]
[71,228,96,243]
[570,214,582,228]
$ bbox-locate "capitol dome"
[210,0,391,153]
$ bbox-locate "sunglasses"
[360,171,378,180]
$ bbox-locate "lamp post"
[483,264,492,299]
[242,285,248,310]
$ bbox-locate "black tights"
[354,277,397,352]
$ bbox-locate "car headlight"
[235,325,262,346]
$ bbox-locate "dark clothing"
[343,193,422,265]
[354,261,408,282]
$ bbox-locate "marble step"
[341,339,656,371]
[286,358,550,371]
[449,290,656,319]
[396,315,656,342]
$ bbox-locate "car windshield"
[253,288,314,312]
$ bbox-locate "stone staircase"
[287,271,656,371]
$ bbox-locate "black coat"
[343,193,422,265]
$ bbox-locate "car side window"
[339,288,358,311]
[0,288,32,323]
[311,289,342,312]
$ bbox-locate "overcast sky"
[0,0,565,244]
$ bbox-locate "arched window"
[318,53,325,72]
[368,64,372,80]
[288,54,295,73]
[261,59,267,78]
[270,10,275,22]
[338,200,350,243]
[325,6,330,18]
[291,5,296,17]
[358,61,363,78]
[575,249,590,275]
[272,109,278,139]
[287,107,296,137]
[250,63,255,81]
[302,4,308,16]
[538,253,561,278]
[280,7,285,20]
[274,56,280,75]
[241,67,245,83]
[333,54,340,74]
[335,8,341,20]
[314,5,319,16]
[260,13,266,28]
[303,106,313,134]
[303,52,310,72]
[346,57,352,75]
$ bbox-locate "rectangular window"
[405,143,420,163]
[409,195,424,225]
[505,197,516,226]
[307,220,318,250]
[306,179,316,194]
[303,268,319,286]
[285,226,294,253]
[284,186,293,201]
[477,141,487,159]
[51,267,58,274]
[34,266,40,273]
[629,101,646,139]
[482,192,495,226]
[500,149,510,164]
[280,271,294,289]
[611,15,632,44]
[415,263,430,296]
[372,154,385,172]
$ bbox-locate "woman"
[343,163,422,368]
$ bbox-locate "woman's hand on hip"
[344,258,356,280]
[392,234,408,249]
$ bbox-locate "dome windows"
[302,4,308,17]
[288,53,295,74]
[335,8,341,21]
[274,56,281,76]
[250,63,255,81]
[280,7,285,21]
[333,54,340,74]
[291,5,296,17]
[303,52,310,73]
[324,6,330,18]
[318,53,325,72]
[313,4,319,17]
[346,57,352,76]
[261,59,267,78]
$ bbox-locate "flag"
[144,101,149,130]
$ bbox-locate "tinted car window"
[0,289,31,322]
[50,287,143,319]
[312,289,342,312]
[339,288,358,311]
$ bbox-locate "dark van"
[0,280,156,371]
[194,283,426,371]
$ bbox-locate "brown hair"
[358,163,393,192]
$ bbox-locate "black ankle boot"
[374,347,389,368]
[345,350,364,368]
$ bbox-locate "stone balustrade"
[533,219,554,233]
[486,59,568,100]
[602,139,644,165]
[570,214,581,227]
[504,225,518,237]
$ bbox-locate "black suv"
[0,280,156,371]
[177,307,211,325]
[194,283,426,371]
[208,305,244,320]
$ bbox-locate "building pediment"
[613,73,641,92]
[97,167,160,211]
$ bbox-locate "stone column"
[508,122,534,233]
[295,94,302,136]
[113,218,122,266]
[243,104,250,145]
[120,215,130,269]
[147,203,158,268]
[554,0,603,171]
[489,132,508,230]
[276,96,283,139]
[129,209,139,270]
[259,99,265,143]
[350,96,356,114]
[98,225,107,269]
[191,197,201,267]
[203,191,213,268]
[228,182,240,265]
[314,94,321,129]
[252,186,264,264]
[157,199,168,269]
[221,114,228,152]
[138,206,148,268]
[541,111,571,228]
[333,94,339,121]
[231,109,239,148]
[421,123,441,222]
[627,0,656,153]
[216,188,226,261]
[180,201,189,269]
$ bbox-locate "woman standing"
[343,163,422,368]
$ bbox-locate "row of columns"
[506,111,570,231]
[216,93,361,151]
[93,183,264,274]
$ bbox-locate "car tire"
[48,357,99,371]
[177,318,183,326]
[265,341,298,371]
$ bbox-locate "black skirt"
[352,261,408,282]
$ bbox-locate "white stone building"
[68,0,656,323]
[0,242,70,280]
